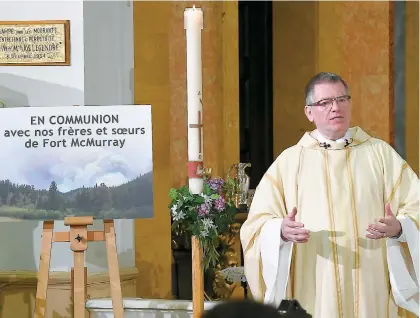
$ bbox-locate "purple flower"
[214,196,226,212]
[205,177,225,193]
[197,203,211,217]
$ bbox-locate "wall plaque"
[0,20,70,66]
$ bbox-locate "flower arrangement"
[168,173,237,270]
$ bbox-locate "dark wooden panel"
[239,1,273,189]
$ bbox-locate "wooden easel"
[33,216,124,318]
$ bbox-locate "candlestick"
[184,6,204,195]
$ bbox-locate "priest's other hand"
[281,207,310,243]
[366,203,402,239]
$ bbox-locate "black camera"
[278,299,312,318]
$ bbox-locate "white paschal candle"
[184,6,204,195]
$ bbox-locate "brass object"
[247,189,255,208]
[209,215,248,299]
[211,268,236,299]
[230,163,251,205]
[228,163,251,207]
[202,167,212,178]
[171,218,248,300]
[210,221,243,299]
[233,193,239,208]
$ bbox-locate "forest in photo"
[0,172,153,220]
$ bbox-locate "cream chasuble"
[240,126,419,318]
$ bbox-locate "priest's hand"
[281,207,310,243]
[366,203,402,239]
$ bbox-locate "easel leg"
[71,267,88,304]
[104,219,124,318]
[34,221,54,318]
[66,218,90,318]
[74,251,87,318]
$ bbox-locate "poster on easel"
[0,104,153,222]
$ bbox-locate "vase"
[228,163,251,208]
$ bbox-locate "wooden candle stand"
[192,236,204,318]
[33,216,124,318]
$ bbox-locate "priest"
[240,72,419,318]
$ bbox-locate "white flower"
[199,218,217,238]
[200,193,212,205]
[200,229,209,238]
[171,203,186,221]
[200,218,217,237]
[201,218,216,230]
[173,211,186,221]
[170,204,178,215]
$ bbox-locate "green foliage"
[168,174,237,271]
[0,173,153,219]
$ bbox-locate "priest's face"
[304,81,352,140]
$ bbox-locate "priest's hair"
[305,72,350,106]
[201,299,283,318]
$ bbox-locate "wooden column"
[133,1,239,299]
[272,1,317,158]
[317,1,394,143]
[133,1,173,299]
[405,1,419,175]
[273,1,395,155]
[169,1,239,182]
